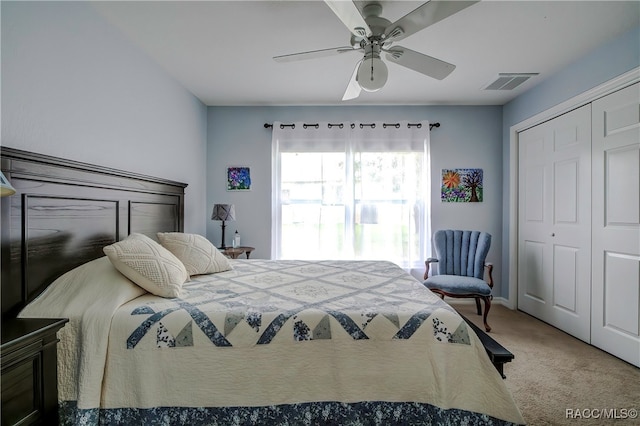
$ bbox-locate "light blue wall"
[1,1,208,234]
[207,105,505,289]
[503,26,640,129]
[500,25,640,298]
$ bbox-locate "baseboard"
[493,297,512,308]
[447,297,513,309]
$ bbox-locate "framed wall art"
[227,166,251,191]
[441,168,483,202]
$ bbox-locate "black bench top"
[460,313,514,378]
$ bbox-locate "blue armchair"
[423,230,494,332]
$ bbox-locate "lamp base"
[219,221,227,249]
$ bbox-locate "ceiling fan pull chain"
[370,45,375,81]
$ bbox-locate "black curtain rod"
[264,122,440,130]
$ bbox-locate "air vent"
[483,73,539,90]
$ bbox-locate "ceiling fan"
[274,1,479,101]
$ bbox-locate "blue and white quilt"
[126,259,470,350]
[21,257,524,425]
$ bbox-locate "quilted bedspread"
[21,257,524,425]
[126,259,465,349]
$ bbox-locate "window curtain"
[271,121,431,270]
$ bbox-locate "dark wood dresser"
[1,318,68,425]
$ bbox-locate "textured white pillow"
[103,233,188,298]
[157,232,232,276]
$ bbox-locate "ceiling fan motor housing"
[363,3,392,43]
[351,3,392,48]
[365,16,391,41]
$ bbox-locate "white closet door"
[591,82,640,367]
[518,104,592,342]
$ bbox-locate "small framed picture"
[441,168,483,202]
[227,166,251,191]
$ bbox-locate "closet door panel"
[591,82,640,367]
[518,104,592,342]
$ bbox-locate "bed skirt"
[59,400,520,426]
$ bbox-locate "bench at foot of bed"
[460,313,514,379]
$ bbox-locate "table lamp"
[0,171,16,197]
[211,204,235,249]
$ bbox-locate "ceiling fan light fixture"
[276,0,478,100]
[357,56,388,92]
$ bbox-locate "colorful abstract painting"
[227,167,251,191]
[441,168,483,202]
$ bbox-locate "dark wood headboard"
[1,147,187,318]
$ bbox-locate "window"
[272,121,430,269]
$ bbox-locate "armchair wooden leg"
[481,296,492,332]
[475,297,482,315]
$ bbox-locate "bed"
[1,147,524,426]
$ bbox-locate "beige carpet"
[451,302,639,426]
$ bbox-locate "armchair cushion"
[424,275,492,296]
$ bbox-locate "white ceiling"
[93,1,640,106]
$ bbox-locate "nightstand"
[222,246,255,259]
[1,317,68,426]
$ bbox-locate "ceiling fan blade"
[324,0,371,38]
[273,46,359,63]
[342,60,362,101]
[384,1,479,42]
[385,47,455,80]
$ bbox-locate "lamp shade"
[0,171,16,197]
[211,204,235,221]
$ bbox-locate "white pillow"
[157,232,232,276]
[103,233,188,298]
